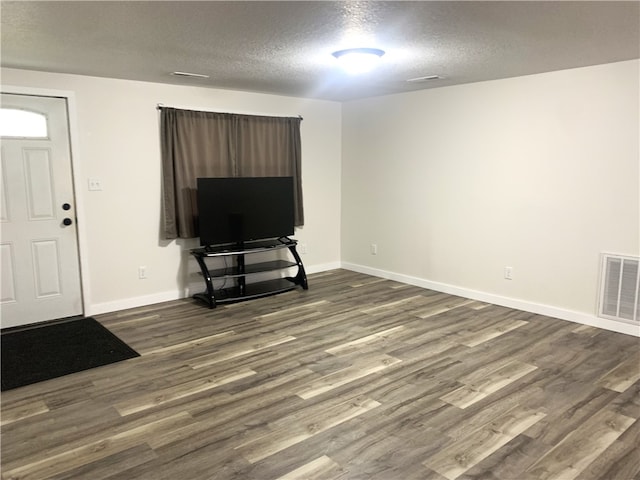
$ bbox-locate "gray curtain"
[160,107,303,239]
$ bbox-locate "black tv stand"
[191,238,308,308]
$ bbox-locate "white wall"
[341,60,639,334]
[3,61,638,335]
[1,68,342,314]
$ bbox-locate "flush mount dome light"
[332,47,385,74]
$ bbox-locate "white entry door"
[0,93,83,328]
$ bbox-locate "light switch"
[88,178,103,191]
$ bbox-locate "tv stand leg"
[237,253,246,296]
[193,254,217,308]
[287,245,308,290]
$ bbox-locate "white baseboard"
[305,261,341,274]
[341,262,640,337]
[88,290,184,316]
[87,261,342,316]
[88,262,638,337]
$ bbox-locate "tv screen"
[197,176,295,246]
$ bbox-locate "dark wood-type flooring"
[2,269,639,479]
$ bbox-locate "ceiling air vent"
[406,75,442,83]
[170,71,210,79]
[599,254,640,324]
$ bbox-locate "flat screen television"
[197,176,295,247]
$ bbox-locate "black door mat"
[1,317,139,391]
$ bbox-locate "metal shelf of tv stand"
[190,239,308,308]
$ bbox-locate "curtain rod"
[156,103,303,120]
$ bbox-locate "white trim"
[1,85,92,319]
[90,260,341,315]
[305,261,342,275]
[91,290,184,315]
[341,262,640,337]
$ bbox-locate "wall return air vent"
[599,254,640,324]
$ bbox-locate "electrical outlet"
[298,243,307,254]
[138,266,147,279]
[370,243,378,255]
[504,266,513,280]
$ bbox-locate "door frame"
[2,85,91,318]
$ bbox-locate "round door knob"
[63,218,73,226]
[62,203,71,211]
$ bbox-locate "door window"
[0,108,48,138]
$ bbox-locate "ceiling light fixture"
[332,48,385,75]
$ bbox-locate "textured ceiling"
[1,1,639,102]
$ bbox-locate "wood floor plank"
[414,296,476,319]
[325,325,405,355]
[327,424,446,479]
[145,370,316,450]
[0,398,49,426]
[1,269,638,480]
[296,353,402,400]
[113,367,255,416]
[360,295,428,314]
[440,360,538,409]
[522,386,618,446]
[140,330,235,355]
[50,443,159,480]
[1,412,190,480]
[423,405,546,480]
[573,415,640,480]
[189,336,297,369]
[455,318,529,347]
[609,382,640,419]
[459,432,549,480]
[596,355,640,393]
[0,400,123,464]
[255,300,330,319]
[276,455,343,480]
[235,396,381,463]
[525,408,636,480]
